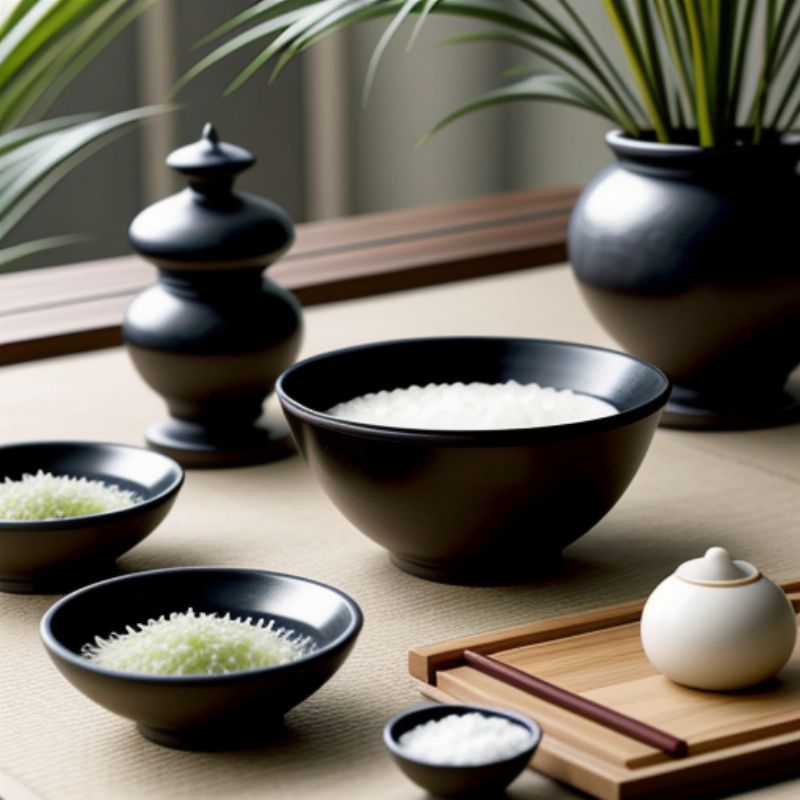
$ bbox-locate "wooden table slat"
[284,186,578,254]
[0,188,578,365]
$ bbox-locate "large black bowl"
[0,441,183,593]
[41,567,363,750]
[276,337,670,583]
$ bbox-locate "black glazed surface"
[569,130,800,429]
[383,704,541,798]
[40,567,363,750]
[0,441,183,593]
[277,336,670,584]
[124,124,302,467]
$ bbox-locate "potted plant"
[0,0,165,269]
[185,1,800,429]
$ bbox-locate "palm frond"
[364,0,427,104]
[0,234,88,271]
[441,31,629,128]
[172,5,317,97]
[406,0,442,52]
[0,0,170,270]
[726,0,756,129]
[0,0,157,128]
[655,0,694,126]
[602,0,669,141]
[0,107,168,259]
[419,73,619,147]
[0,114,95,154]
[554,0,645,123]
[17,0,157,125]
[187,0,800,147]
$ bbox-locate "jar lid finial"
[202,122,219,145]
[676,546,760,586]
[166,122,255,181]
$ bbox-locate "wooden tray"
[409,581,800,800]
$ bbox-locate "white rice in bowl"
[327,380,618,430]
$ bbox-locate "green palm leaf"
[14,0,157,126]
[261,0,378,86]
[0,234,87,270]
[192,0,299,49]
[406,0,441,52]
[419,73,615,146]
[0,106,168,261]
[363,0,426,104]
[0,0,169,270]
[441,31,625,127]
[189,0,800,147]
[172,6,315,97]
[0,114,95,154]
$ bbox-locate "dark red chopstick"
[463,649,688,759]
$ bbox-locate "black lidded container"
[124,124,302,467]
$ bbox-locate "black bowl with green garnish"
[0,441,183,593]
[41,567,363,750]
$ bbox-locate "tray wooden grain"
[409,582,800,800]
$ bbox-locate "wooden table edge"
[0,188,579,366]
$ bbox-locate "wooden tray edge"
[408,599,644,684]
[409,585,800,685]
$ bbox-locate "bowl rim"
[40,566,364,684]
[0,440,184,530]
[383,702,542,770]
[276,336,671,442]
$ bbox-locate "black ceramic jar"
[124,124,302,467]
[569,130,800,429]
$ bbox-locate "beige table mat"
[1,265,799,800]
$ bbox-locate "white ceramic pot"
[640,547,797,691]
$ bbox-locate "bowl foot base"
[661,383,800,430]
[146,413,294,468]
[137,716,285,751]
[0,561,119,595]
[389,551,562,585]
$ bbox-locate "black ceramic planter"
[124,125,302,467]
[569,130,800,430]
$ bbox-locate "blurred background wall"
[5,0,616,271]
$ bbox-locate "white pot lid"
[676,546,760,586]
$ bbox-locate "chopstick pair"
[463,649,688,759]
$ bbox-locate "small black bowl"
[277,336,670,583]
[384,704,541,797]
[0,441,184,593]
[41,567,363,750]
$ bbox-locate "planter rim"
[606,129,800,160]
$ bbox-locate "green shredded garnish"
[0,471,140,520]
[82,608,316,675]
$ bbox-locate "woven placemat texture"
[1,266,799,799]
